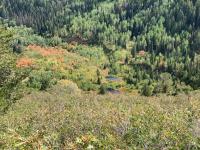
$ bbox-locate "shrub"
[0,96,8,113]
[48,36,62,46]
[72,45,105,61]
[0,25,25,112]
[175,81,192,94]
[28,70,56,90]
[124,105,198,149]
[141,83,154,96]
[12,40,23,54]
[99,84,106,94]
[53,80,81,95]
[78,81,97,91]
[154,73,174,94]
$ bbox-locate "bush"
[141,83,154,96]
[124,105,198,149]
[99,84,106,94]
[12,40,23,54]
[52,80,81,95]
[154,73,174,94]
[48,36,62,46]
[78,81,97,91]
[27,70,56,90]
[72,45,106,61]
[9,26,47,46]
[0,96,8,113]
[175,81,192,94]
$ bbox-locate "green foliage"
[96,69,102,85]
[48,36,62,46]
[141,83,154,97]
[2,2,200,148]
[70,44,107,66]
[1,87,200,149]
[2,0,199,53]
[0,26,15,87]
[28,70,57,90]
[50,80,81,95]
[0,25,24,112]
[2,0,200,92]
[12,40,23,54]
[75,134,103,149]
[78,81,97,91]
[99,84,106,94]
[155,73,174,94]
[8,26,47,46]
[124,105,198,149]
[175,81,193,94]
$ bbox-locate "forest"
[0,0,200,149]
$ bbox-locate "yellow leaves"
[4,129,47,150]
[73,134,100,149]
[58,79,74,86]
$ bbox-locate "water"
[106,76,121,81]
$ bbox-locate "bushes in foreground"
[124,105,199,149]
[1,89,200,149]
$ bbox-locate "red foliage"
[16,58,34,68]
[27,45,65,57]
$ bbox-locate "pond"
[106,76,121,82]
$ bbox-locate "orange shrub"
[16,58,34,68]
[27,45,65,57]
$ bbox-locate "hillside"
[0,23,200,149]
[0,0,200,149]
[1,0,200,93]
[1,88,200,149]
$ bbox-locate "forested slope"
[1,1,200,149]
[1,0,200,50]
[1,0,200,93]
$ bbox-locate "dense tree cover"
[1,0,200,49]
[1,0,200,95]
[1,2,200,149]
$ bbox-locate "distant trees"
[1,0,199,56]
[2,0,200,94]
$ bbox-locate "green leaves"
[28,70,57,90]
[0,26,15,87]
[124,104,199,149]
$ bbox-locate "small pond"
[106,76,121,82]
